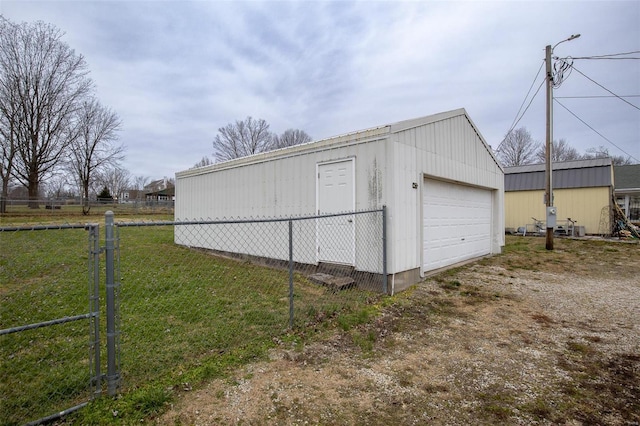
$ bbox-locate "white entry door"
[317,159,355,265]
[423,178,492,271]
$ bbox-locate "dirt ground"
[159,237,639,425]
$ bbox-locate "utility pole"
[545,44,554,250]
[544,34,580,251]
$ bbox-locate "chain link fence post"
[382,205,388,294]
[288,219,294,329]
[87,223,102,396]
[104,211,119,396]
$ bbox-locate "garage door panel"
[423,179,492,271]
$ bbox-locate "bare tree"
[582,146,632,165]
[0,86,17,212]
[97,166,130,204]
[192,155,213,169]
[0,18,20,213]
[0,18,92,208]
[0,120,16,213]
[496,127,540,167]
[132,175,150,190]
[44,172,73,199]
[213,116,274,162]
[536,138,581,163]
[271,129,312,150]
[69,97,123,214]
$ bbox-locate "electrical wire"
[572,57,640,60]
[496,78,545,152]
[556,95,640,99]
[496,60,545,152]
[571,65,640,111]
[498,50,639,154]
[552,56,574,88]
[554,98,639,163]
[572,50,640,60]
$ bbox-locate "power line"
[572,57,640,60]
[571,65,640,111]
[572,50,640,59]
[554,98,639,163]
[552,57,574,88]
[496,60,545,152]
[556,95,640,99]
[508,78,546,136]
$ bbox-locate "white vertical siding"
[389,112,504,275]
[175,109,504,280]
[388,137,419,274]
[175,135,390,273]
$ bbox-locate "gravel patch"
[159,238,639,425]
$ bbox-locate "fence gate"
[0,223,103,425]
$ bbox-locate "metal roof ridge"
[504,157,613,174]
[388,108,467,133]
[177,109,476,178]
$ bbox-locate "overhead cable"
[496,60,545,152]
[572,50,640,60]
[570,65,640,111]
[552,56,574,88]
[572,57,640,60]
[554,98,639,163]
[556,95,640,99]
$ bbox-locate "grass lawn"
[0,213,381,425]
[0,203,173,225]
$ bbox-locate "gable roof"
[179,108,497,178]
[613,164,640,191]
[146,186,175,197]
[504,158,613,191]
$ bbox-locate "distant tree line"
[194,116,312,167]
[0,16,126,214]
[495,127,634,167]
[0,17,316,209]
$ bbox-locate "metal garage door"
[423,178,492,271]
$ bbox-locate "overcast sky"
[2,0,639,180]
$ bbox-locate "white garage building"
[175,108,504,294]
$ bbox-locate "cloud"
[1,0,638,178]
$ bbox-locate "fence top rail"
[115,207,385,227]
[0,223,97,232]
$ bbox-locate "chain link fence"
[1,198,173,216]
[1,208,386,424]
[115,208,387,397]
[0,224,100,426]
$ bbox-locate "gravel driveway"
[160,236,639,425]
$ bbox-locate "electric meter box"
[546,206,557,228]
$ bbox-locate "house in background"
[614,164,640,225]
[145,178,175,203]
[146,186,175,203]
[175,108,504,294]
[119,177,175,204]
[504,158,614,235]
[119,189,144,204]
[145,178,174,193]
